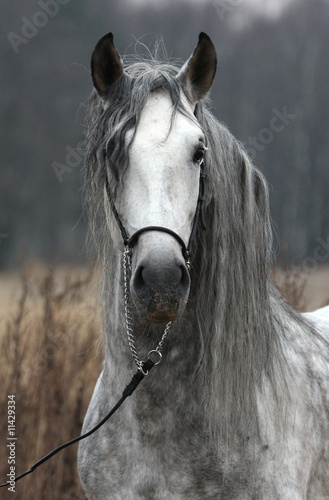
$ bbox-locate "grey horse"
[78,32,329,499]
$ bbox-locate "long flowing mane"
[83,54,313,448]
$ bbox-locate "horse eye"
[193,147,205,164]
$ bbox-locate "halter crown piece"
[106,159,207,372]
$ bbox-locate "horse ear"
[177,32,217,103]
[91,32,124,98]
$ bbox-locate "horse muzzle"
[130,255,190,323]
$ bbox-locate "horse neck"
[99,240,295,448]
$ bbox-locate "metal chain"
[123,247,172,373]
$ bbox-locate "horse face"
[91,32,217,322]
[118,92,204,322]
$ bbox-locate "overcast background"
[1,0,328,268]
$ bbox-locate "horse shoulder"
[303,305,329,341]
[301,306,329,388]
[292,306,329,499]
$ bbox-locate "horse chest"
[79,393,262,500]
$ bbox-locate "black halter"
[105,160,206,261]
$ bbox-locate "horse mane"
[83,54,313,449]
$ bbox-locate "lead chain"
[123,247,172,373]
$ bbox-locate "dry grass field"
[0,261,328,499]
[0,263,102,499]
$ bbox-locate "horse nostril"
[132,265,151,303]
[180,264,189,287]
[133,266,145,291]
[177,264,190,298]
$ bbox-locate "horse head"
[90,33,217,323]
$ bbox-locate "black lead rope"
[0,359,155,488]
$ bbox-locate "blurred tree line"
[0,0,328,268]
